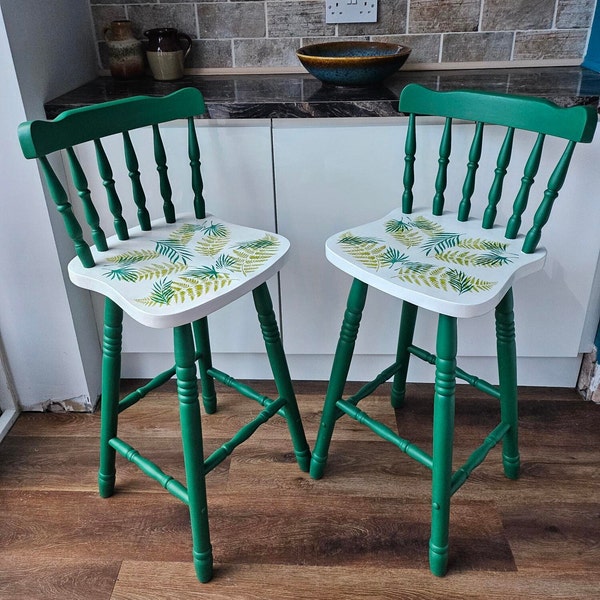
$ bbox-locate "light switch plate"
[326,0,378,24]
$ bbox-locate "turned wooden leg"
[310,278,368,480]
[253,282,311,472]
[192,317,217,415]
[174,324,213,583]
[496,289,520,480]
[391,301,418,408]
[98,298,123,498]
[429,314,457,577]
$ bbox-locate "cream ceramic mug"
[144,28,192,81]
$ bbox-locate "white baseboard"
[121,352,583,388]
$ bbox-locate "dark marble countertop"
[44,66,600,120]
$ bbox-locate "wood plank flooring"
[0,381,599,599]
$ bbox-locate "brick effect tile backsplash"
[90,0,595,71]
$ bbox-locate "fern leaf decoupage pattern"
[336,213,518,296]
[101,220,281,307]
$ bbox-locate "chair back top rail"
[399,84,597,142]
[18,88,206,159]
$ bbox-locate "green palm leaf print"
[395,265,448,290]
[155,239,194,265]
[185,265,225,279]
[106,250,160,264]
[385,219,423,247]
[169,275,233,304]
[411,216,443,234]
[214,254,238,271]
[446,269,495,294]
[458,238,509,252]
[434,249,481,266]
[136,278,176,306]
[227,234,280,276]
[381,247,409,267]
[136,262,187,281]
[385,219,412,233]
[421,232,462,256]
[196,223,231,257]
[338,233,388,270]
[199,221,229,237]
[104,265,139,282]
[473,251,514,267]
[169,223,203,245]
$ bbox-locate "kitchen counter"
[44,66,600,120]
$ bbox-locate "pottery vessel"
[104,20,144,80]
[144,28,192,81]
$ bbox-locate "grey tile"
[556,0,596,29]
[409,0,480,34]
[442,32,514,62]
[90,0,153,4]
[91,6,127,41]
[188,40,233,69]
[301,36,369,46]
[514,30,588,60]
[338,0,408,36]
[198,3,266,39]
[127,4,198,39]
[267,1,334,38]
[374,34,441,64]
[482,0,555,31]
[234,38,302,68]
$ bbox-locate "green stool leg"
[174,324,213,583]
[252,282,311,473]
[391,301,418,408]
[429,314,457,577]
[98,298,123,498]
[310,279,368,480]
[496,289,520,480]
[192,318,217,415]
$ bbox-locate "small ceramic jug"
[144,28,192,81]
[104,20,145,80]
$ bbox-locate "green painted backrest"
[18,88,207,268]
[398,83,598,253]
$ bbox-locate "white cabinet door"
[70,119,279,378]
[273,118,409,358]
[273,118,600,385]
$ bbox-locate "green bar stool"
[18,89,310,583]
[310,84,597,576]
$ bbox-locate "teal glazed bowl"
[297,41,411,87]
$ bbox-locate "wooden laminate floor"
[0,381,599,599]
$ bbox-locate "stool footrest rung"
[118,367,176,413]
[331,360,403,422]
[109,437,189,504]
[450,421,511,495]
[203,396,288,473]
[345,360,404,408]
[207,367,287,418]
[408,345,501,399]
[336,399,433,470]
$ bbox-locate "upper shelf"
[45,66,600,120]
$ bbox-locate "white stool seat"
[326,207,545,318]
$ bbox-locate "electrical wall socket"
[326,0,378,24]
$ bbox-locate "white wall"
[0,1,102,410]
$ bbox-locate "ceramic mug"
[144,28,192,81]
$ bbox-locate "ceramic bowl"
[296,41,411,87]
